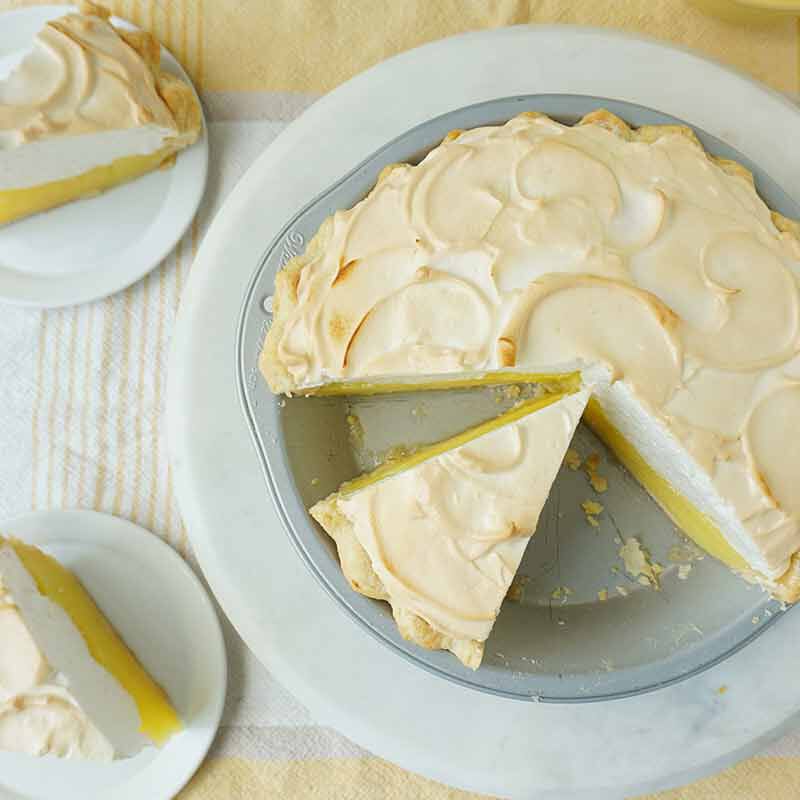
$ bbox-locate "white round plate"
[0,510,227,800]
[167,25,800,800]
[0,6,208,308]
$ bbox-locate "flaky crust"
[310,494,484,669]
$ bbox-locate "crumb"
[613,536,622,545]
[383,444,413,463]
[718,685,728,695]
[495,384,522,402]
[346,413,365,448]
[506,574,530,603]
[610,565,620,575]
[588,472,608,493]
[586,515,600,528]
[619,537,661,589]
[597,589,608,602]
[310,477,320,487]
[585,452,602,473]
[551,586,574,604]
[582,500,604,516]
[557,619,566,626]
[678,564,692,580]
[565,449,582,471]
[616,585,629,597]
[752,615,759,625]
[668,544,704,563]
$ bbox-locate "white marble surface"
[167,26,800,799]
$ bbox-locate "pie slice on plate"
[0,537,182,760]
[0,2,201,226]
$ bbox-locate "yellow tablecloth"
[1,1,799,798]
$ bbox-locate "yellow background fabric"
[1,1,799,798]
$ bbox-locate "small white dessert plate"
[0,6,208,308]
[0,510,227,800]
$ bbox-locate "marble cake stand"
[167,25,800,799]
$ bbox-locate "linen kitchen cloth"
[1,1,799,798]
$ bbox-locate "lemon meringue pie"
[0,537,181,760]
[0,2,201,226]
[311,389,589,668]
[262,109,800,606]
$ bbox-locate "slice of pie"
[0,2,202,226]
[262,110,800,602]
[0,537,182,760]
[311,389,589,668]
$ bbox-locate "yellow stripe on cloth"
[179,756,490,799]
[644,756,800,799]
[198,0,799,95]
[179,754,800,799]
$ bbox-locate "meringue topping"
[0,5,197,194]
[267,111,800,582]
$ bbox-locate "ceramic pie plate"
[237,93,795,703]
[169,25,800,798]
[0,6,208,308]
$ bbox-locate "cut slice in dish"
[0,536,182,760]
[311,389,589,668]
[261,109,800,602]
[0,2,202,226]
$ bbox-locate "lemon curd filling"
[583,399,748,572]
[0,148,174,226]
[301,371,582,397]
[6,538,182,746]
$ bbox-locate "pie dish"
[0,1,202,226]
[0,536,182,760]
[261,109,800,638]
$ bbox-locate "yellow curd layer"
[0,147,173,226]
[583,398,748,571]
[6,537,182,746]
[303,371,581,397]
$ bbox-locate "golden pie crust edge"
[310,494,484,669]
